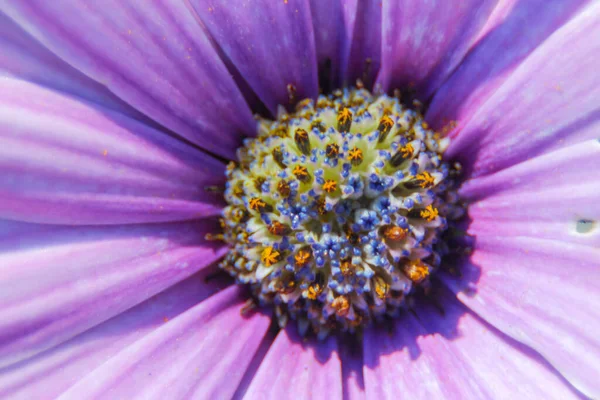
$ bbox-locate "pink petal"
[363,291,581,399]
[189,0,319,114]
[446,2,600,177]
[0,218,226,368]
[0,79,225,225]
[243,327,343,399]
[0,267,230,399]
[4,0,255,158]
[55,286,269,400]
[462,139,600,245]
[443,235,600,398]
[427,0,590,130]
[0,12,144,121]
[377,0,497,99]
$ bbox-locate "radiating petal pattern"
[427,0,590,130]
[0,218,226,368]
[189,0,318,114]
[377,0,498,99]
[0,267,230,399]
[0,12,144,121]
[462,139,600,245]
[446,2,600,177]
[443,236,600,398]
[0,79,225,225]
[363,291,580,399]
[3,0,255,158]
[243,327,342,399]
[55,286,269,400]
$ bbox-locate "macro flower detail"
[218,88,463,336]
[0,0,599,399]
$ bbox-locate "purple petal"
[445,2,600,177]
[54,286,269,400]
[363,290,580,399]
[0,79,225,225]
[442,236,600,398]
[339,335,365,400]
[427,0,589,130]
[0,267,230,399]
[189,0,318,114]
[0,12,145,121]
[309,0,346,90]
[462,139,600,245]
[0,219,226,368]
[344,0,382,88]
[4,0,255,158]
[377,0,497,98]
[243,327,343,399]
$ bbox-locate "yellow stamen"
[326,143,339,158]
[337,108,353,132]
[323,179,337,193]
[383,226,407,241]
[331,295,350,317]
[294,249,311,267]
[249,197,267,212]
[268,221,290,236]
[261,246,281,267]
[420,205,439,221]
[374,276,389,299]
[277,180,291,197]
[307,283,322,300]
[293,165,311,182]
[415,171,435,188]
[347,147,363,166]
[403,260,429,283]
[340,258,354,276]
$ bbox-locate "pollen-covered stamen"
[337,108,352,132]
[219,87,463,338]
[347,147,363,166]
[294,128,311,155]
[377,115,395,142]
[323,179,337,193]
[326,143,339,158]
[293,165,311,183]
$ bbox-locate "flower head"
[0,1,598,399]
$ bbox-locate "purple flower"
[0,0,598,399]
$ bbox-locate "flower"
[0,0,598,399]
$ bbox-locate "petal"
[243,327,343,399]
[377,0,498,98]
[55,286,269,400]
[0,218,226,368]
[0,78,225,225]
[309,0,346,90]
[462,139,600,245]
[0,267,230,399]
[446,2,600,177]
[4,0,255,158]
[344,0,382,88]
[339,335,366,400]
[442,236,600,398]
[363,291,581,399]
[0,12,144,121]
[189,0,319,114]
[426,0,589,130]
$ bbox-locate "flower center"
[216,87,462,338]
